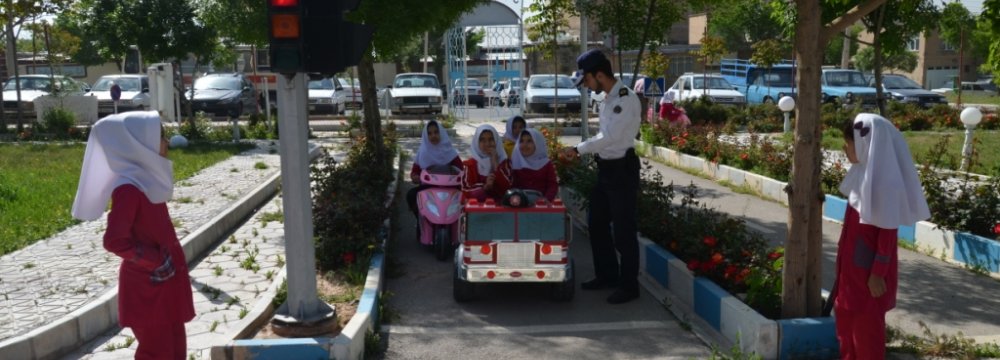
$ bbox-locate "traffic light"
[268,0,374,76]
[268,0,303,74]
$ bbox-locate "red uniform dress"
[461,158,511,203]
[833,205,898,360]
[497,159,558,201]
[105,185,195,359]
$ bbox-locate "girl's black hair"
[427,120,439,130]
[511,115,526,127]
[841,117,855,143]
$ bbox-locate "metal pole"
[579,7,590,140]
[272,73,335,327]
[783,111,791,133]
[960,124,974,171]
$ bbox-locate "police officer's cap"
[575,49,609,86]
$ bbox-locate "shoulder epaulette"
[619,87,628,97]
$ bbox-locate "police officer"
[561,49,641,304]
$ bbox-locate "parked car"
[820,69,877,106]
[2,74,87,118]
[452,78,485,108]
[665,74,746,106]
[185,73,260,118]
[484,80,506,106]
[931,79,998,94]
[500,78,526,107]
[333,78,363,112]
[873,74,947,108]
[720,58,797,104]
[307,77,338,115]
[590,73,640,112]
[524,74,582,113]
[87,74,150,117]
[388,73,443,115]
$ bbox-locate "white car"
[87,74,150,117]
[589,73,642,113]
[307,78,338,115]
[389,73,443,115]
[665,74,746,106]
[524,74,582,113]
[484,80,506,106]
[500,78,526,107]
[332,78,363,113]
[3,74,87,117]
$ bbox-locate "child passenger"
[833,113,930,360]
[499,128,559,201]
[502,115,528,157]
[407,120,463,220]
[72,111,195,359]
[462,124,510,203]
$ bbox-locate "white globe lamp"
[778,96,796,133]
[959,107,983,171]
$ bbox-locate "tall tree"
[708,0,785,56]
[859,0,938,114]
[939,2,976,105]
[852,46,918,74]
[580,0,682,83]
[194,0,267,47]
[982,0,1000,82]
[750,39,786,98]
[527,0,575,121]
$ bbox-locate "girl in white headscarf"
[497,128,558,201]
[72,111,194,358]
[407,120,462,218]
[832,113,930,360]
[502,115,528,157]
[462,124,510,203]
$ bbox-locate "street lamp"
[778,96,796,133]
[959,107,982,171]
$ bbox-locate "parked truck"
[720,58,798,104]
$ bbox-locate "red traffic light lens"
[270,0,298,6]
[271,14,300,39]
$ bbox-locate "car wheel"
[230,103,243,119]
[476,101,484,108]
[550,259,575,302]
[434,226,452,261]
[763,97,775,105]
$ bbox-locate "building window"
[941,41,957,52]
[907,36,920,51]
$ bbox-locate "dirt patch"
[250,272,361,339]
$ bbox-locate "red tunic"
[498,159,558,201]
[461,158,511,203]
[833,205,898,314]
[105,185,195,327]
[410,156,464,180]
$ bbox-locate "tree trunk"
[358,51,384,162]
[873,5,886,116]
[630,0,658,95]
[784,0,825,319]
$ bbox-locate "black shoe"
[581,278,617,290]
[606,289,639,304]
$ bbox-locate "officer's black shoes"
[606,288,639,304]
[581,278,617,290]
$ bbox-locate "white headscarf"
[504,115,528,143]
[660,92,674,104]
[416,121,459,169]
[839,113,930,229]
[72,111,173,221]
[470,124,506,175]
[511,129,550,171]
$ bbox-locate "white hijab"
[504,115,527,143]
[511,129,550,171]
[72,111,173,221]
[471,124,506,175]
[416,121,459,169]
[839,113,930,229]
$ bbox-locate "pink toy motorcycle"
[417,165,464,261]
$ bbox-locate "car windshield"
[308,78,335,90]
[3,77,54,91]
[529,75,574,89]
[194,77,241,90]
[753,69,795,87]
[508,79,525,89]
[93,77,142,92]
[692,77,735,90]
[394,75,438,88]
[337,78,359,88]
[882,76,922,90]
[824,71,868,87]
[455,79,481,87]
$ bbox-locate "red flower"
[741,250,751,258]
[724,265,739,279]
[669,241,679,251]
[994,223,1000,235]
[687,260,700,271]
[739,153,749,160]
[703,236,717,247]
[767,251,783,260]
[711,253,724,264]
[699,262,715,272]
[342,252,356,265]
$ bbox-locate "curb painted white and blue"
[641,237,836,360]
[210,153,402,360]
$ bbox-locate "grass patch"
[944,91,1000,106]
[0,142,253,256]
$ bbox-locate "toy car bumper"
[458,265,569,283]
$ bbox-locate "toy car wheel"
[550,259,575,302]
[434,226,452,261]
[453,268,475,302]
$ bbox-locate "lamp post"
[778,96,796,133]
[959,107,982,171]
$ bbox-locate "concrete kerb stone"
[0,143,319,360]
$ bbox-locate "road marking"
[384,320,677,335]
[744,221,776,235]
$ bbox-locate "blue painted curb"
[645,245,673,288]
[693,278,727,331]
[954,232,1000,273]
[823,194,847,222]
[229,338,331,359]
[777,317,838,360]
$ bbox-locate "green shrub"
[42,107,76,139]
[919,136,1000,241]
[678,96,733,125]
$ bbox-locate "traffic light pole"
[271,72,336,333]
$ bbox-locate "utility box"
[147,63,178,122]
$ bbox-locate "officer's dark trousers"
[588,148,640,292]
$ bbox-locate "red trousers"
[132,322,187,360]
[835,308,886,360]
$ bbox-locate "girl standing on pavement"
[72,111,195,359]
[498,128,558,202]
[407,120,463,220]
[502,115,528,157]
[833,113,930,359]
[462,124,510,203]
